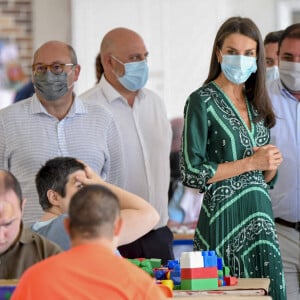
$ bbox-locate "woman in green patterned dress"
[181,17,286,300]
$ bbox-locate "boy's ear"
[47,189,60,206]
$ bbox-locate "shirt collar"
[30,94,88,117]
[19,223,35,244]
[99,75,146,104]
[277,78,300,102]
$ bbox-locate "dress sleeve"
[266,170,278,189]
[181,91,218,192]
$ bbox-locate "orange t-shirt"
[11,243,167,300]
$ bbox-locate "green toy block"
[140,260,154,276]
[149,258,161,269]
[181,278,218,290]
[218,270,223,277]
[223,266,230,276]
[127,259,140,267]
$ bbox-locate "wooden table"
[173,232,194,240]
[174,296,272,299]
[173,278,271,299]
[0,280,18,299]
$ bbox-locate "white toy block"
[180,251,204,268]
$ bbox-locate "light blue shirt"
[268,78,300,222]
[81,77,172,229]
[0,95,124,224]
[32,214,70,250]
[32,214,122,256]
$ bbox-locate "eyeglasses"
[32,63,75,75]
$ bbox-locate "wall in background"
[0,0,32,76]
[0,0,34,108]
[29,0,299,118]
[32,0,71,50]
[71,0,279,118]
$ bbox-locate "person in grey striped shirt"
[0,41,125,225]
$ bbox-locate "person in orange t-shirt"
[12,183,166,299]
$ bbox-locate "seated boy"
[32,157,159,250]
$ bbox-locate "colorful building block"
[127,258,140,267]
[167,260,179,269]
[154,267,168,280]
[161,279,174,290]
[217,257,223,270]
[149,258,161,269]
[181,267,218,279]
[218,270,223,277]
[202,250,218,267]
[224,276,238,286]
[180,251,204,268]
[181,278,218,290]
[223,266,230,276]
[140,260,153,276]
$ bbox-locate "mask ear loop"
[67,66,75,89]
[110,55,126,78]
[110,55,124,66]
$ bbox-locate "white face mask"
[279,60,300,92]
[266,66,279,83]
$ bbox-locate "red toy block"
[224,276,238,286]
[137,258,145,262]
[218,279,223,286]
[181,267,218,279]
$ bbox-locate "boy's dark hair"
[35,157,85,210]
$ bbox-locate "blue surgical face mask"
[111,55,148,91]
[220,54,257,84]
[266,65,279,83]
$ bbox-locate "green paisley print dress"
[181,82,286,300]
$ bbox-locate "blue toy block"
[167,260,179,269]
[171,276,181,285]
[201,251,218,267]
[154,269,167,280]
[217,257,223,270]
[202,250,216,256]
[173,264,181,272]
[170,270,181,278]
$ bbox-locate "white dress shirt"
[81,76,172,228]
[0,94,124,224]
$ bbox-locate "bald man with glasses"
[0,41,125,225]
